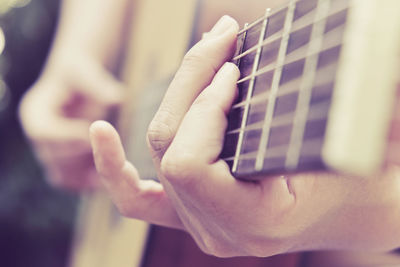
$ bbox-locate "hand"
[20,56,123,191]
[90,16,400,257]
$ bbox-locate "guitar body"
[69,0,197,266]
[69,0,400,266]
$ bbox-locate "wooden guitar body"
[69,0,196,266]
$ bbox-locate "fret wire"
[285,0,332,170]
[227,99,331,135]
[255,0,297,171]
[234,62,338,109]
[238,17,264,36]
[235,23,248,67]
[234,4,348,62]
[231,22,249,171]
[236,29,343,85]
[232,9,271,173]
[238,1,294,35]
[223,137,324,162]
[236,0,337,36]
[233,89,270,109]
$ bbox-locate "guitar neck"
[221,0,400,180]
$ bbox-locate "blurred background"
[0,0,78,266]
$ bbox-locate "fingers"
[165,62,239,164]
[20,82,95,143]
[90,120,183,229]
[62,65,124,120]
[147,16,239,163]
[19,60,123,192]
[159,62,265,207]
[158,61,298,215]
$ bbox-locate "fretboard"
[221,0,350,179]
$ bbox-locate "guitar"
[70,0,400,266]
[222,0,400,180]
[69,0,198,266]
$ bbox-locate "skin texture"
[90,16,400,257]
[19,0,132,190]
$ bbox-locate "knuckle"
[192,94,225,120]
[160,150,198,184]
[191,92,213,109]
[115,197,142,218]
[147,114,174,155]
[117,199,148,221]
[182,48,204,67]
[181,47,217,75]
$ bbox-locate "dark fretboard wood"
[221,0,350,180]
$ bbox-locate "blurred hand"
[90,16,400,257]
[20,56,123,191]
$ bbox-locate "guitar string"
[227,0,340,165]
[222,64,337,163]
[285,0,332,169]
[220,63,337,161]
[237,1,295,35]
[223,1,347,169]
[226,99,331,135]
[222,137,324,162]
[255,0,297,171]
[238,0,350,36]
[236,28,343,85]
[232,9,270,173]
[233,59,338,109]
[236,0,336,35]
[234,4,348,63]
[142,138,323,170]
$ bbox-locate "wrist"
[41,49,107,82]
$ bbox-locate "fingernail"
[219,62,240,77]
[214,63,240,82]
[209,15,237,36]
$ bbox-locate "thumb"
[89,120,184,229]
